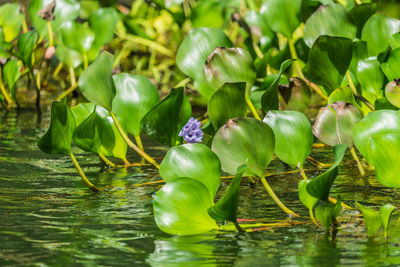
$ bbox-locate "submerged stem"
[110,111,160,169]
[350,147,369,185]
[69,152,100,192]
[260,176,299,217]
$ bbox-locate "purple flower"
[179,117,203,143]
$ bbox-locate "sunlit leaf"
[380,204,395,237]
[153,178,218,236]
[159,143,221,198]
[357,202,382,237]
[356,58,385,103]
[211,117,274,178]
[0,3,24,42]
[60,21,94,53]
[385,79,400,108]
[3,59,20,100]
[315,198,341,230]
[208,82,247,131]
[18,31,38,68]
[381,47,400,82]
[112,74,159,137]
[89,7,120,48]
[55,44,83,68]
[306,144,346,201]
[298,180,318,211]
[37,100,75,155]
[263,110,313,168]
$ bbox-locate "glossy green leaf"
[0,3,24,42]
[244,10,275,52]
[361,13,400,57]
[263,110,313,168]
[352,110,400,162]
[18,31,38,68]
[304,4,357,48]
[356,58,385,103]
[381,47,400,82]
[374,97,399,111]
[357,202,382,237]
[71,102,95,126]
[73,108,101,154]
[261,59,294,112]
[78,52,116,110]
[207,82,247,131]
[176,28,232,99]
[153,178,218,236]
[141,87,191,147]
[368,133,400,188]
[159,143,221,198]
[191,0,224,28]
[306,144,347,201]
[303,36,353,91]
[89,7,120,48]
[278,77,311,113]
[328,87,361,112]
[37,100,75,155]
[349,3,376,38]
[380,204,395,237]
[211,117,274,178]
[313,101,362,148]
[60,21,94,53]
[203,47,256,92]
[55,44,83,68]
[3,59,20,100]
[298,180,318,211]
[385,79,400,108]
[260,0,301,38]
[112,74,159,136]
[315,199,341,230]
[208,165,246,222]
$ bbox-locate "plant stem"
[53,62,63,79]
[134,135,144,151]
[307,156,332,168]
[110,111,160,169]
[260,176,299,217]
[309,209,319,226]
[299,167,308,181]
[245,93,261,120]
[69,152,100,192]
[56,84,79,101]
[117,32,174,57]
[233,220,246,233]
[328,196,352,209]
[83,53,88,69]
[46,20,54,47]
[0,68,13,105]
[69,67,76,86]
[350,147,370,185]
[98,153,116,168]
[346,70,375,111]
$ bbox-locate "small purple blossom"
[179,117,203,143]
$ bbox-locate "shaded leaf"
[18,31,38,68]
[380,204,395,237]
[89,7,120,48]
[381,47,400,82]
[298,180,318,211]
[3,59,20,100]
[357,202,382,237]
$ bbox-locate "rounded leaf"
[385,79,400,108]
[278,77,311,113]
[153,178,218,236]
[60,21,94,53]
[211,117,274,178]
[159,143,221,198]
[263,110,313,168]
[89,7,120,48]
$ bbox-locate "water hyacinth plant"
[0,0,398,241]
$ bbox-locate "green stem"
[98,152,116,168]
[83,53,88,69]
[117,33,174,57]
[350,147,369,185]
[53,62,63,79]
[46,20,54,47]
[233,221,246,233]
[260,176,299,217]
[69,152,100,192]
[56,84,79,101]
[134,135,144,151]
[328,196,352,209]
[299,167,308,181]
[309,209,319,226]
[346,70,375,111]
[0,68,13,105]
[110,111,160,169]
[245,93,261,120]
[69,67,76,86]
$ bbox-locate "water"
[1,108,400,266]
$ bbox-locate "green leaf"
[55,44,83,68]
[263,110,313,168]
[356,58,385,103]
[385,79,400,108]
[176,28,232,99]
[78,52,116,110]
[361,13,400,57]
[352,110,400,162]
[203,47,256,92]
[313,101,362,148]
[3,59,20,100]
[18,31,38,68]
[260,0,301,38]
[356,202,382,237]
[191,0,224,28]
[208,165,246,222]
[0,3,24,42]
[349,3,376,38]
[278,77,311,113]
[381,47,400,82]
[298,180,318,211]
[380,204,395,237]
[211,117,274,178]
[141,87,191,147]
[328,87,361,112]
[112,74,159,137]
[73,108,101,154]
[306,144,347,201]
[304,4,357,48]
[89,7,120,48]
[71,102,95,126]
[315,199,341,230]
[261,59,294,112]
[244,11,275,52]
[374,97,399,111]
[159,143,221,198]
[368,133,400,188]
[153,178,218,236]
[37,100,75,155]
[303,36,353,91]
[60,21,94,53]
[207,82,247,131]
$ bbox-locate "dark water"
[1,108,400,266]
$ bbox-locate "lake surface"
[1,108,400,266]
